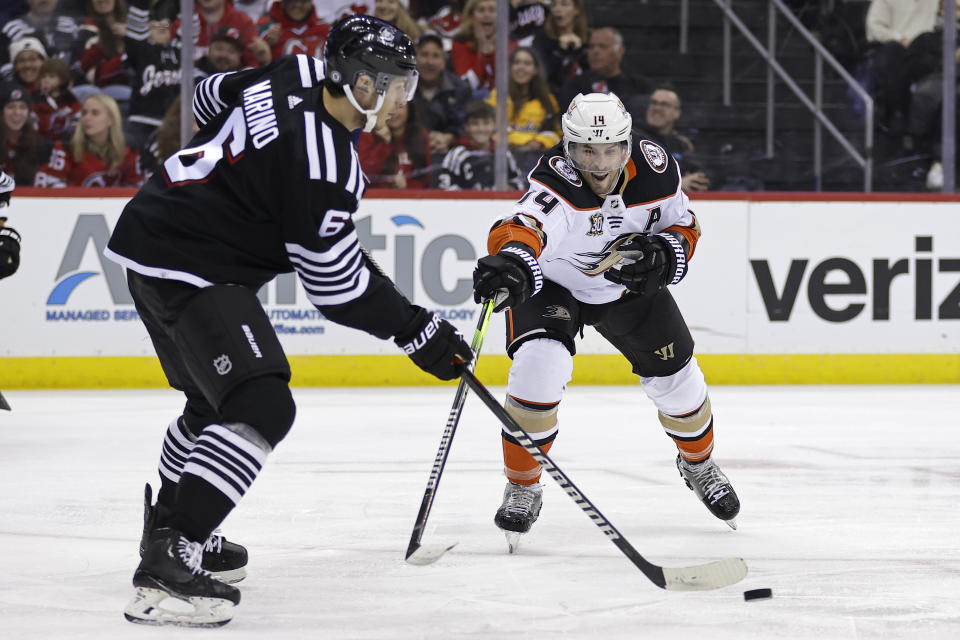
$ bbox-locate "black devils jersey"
[105,54,418,339]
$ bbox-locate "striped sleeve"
[193,72,232,127]
[286,231,371,307]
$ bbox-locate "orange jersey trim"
[488,223,545,256]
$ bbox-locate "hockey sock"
[501,396,559,485]
[171,422,271,542]
[156,416,198,510]
[659,395,714,463]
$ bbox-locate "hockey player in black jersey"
[106,15,473,627]
[472,92,740,553]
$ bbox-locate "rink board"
[1,190,959,387]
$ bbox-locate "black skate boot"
[124,527,241,627]
[494,482,543,553]
[140,484,248,583]
[676,455,740,530]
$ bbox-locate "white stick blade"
[405,542,458,566]
[663,557,748,591]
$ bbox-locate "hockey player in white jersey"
[472,92,740,551]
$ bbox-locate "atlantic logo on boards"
[43,213,482,329]
[751,236,960,322]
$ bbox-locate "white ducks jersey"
[486,140,702,304]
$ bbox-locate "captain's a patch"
[549,155,582,186]
[639,140,668,173]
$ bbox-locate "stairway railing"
[680,0,873,191]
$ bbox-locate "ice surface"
[1,385,958,639]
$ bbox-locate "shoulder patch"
[548,155,582,187]
[639,140,668,174]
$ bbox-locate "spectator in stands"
[32,57,81,140]
[412,32,471,155]
[76,0,130,101]
[198,27,247,75]
[234,0,270,22]
[140,93,183,179]
[531,0,587,96]
[0,1,79,73]
[1,82,51,186]
[373,0,421,41]
[509,0,547,47]
[357,99,432,189]
[635,85,710,192]
[559,26,652,120]
[35,92,142,186]
[486,46,559,152]
[5,38,48,93]
[124,0,187,154]
[451,0,507,94]
[172,0,272,69]
[436,99,525,190]
[864,0,939,131]
[258,0,330,60]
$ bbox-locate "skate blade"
[211,566,247,584]
[123,587,234,628]
[405,541,458,566]
[724,517,738,531]
[504,532,522,554]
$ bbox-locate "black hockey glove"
[394,307,473,380]
[0,226,21,280]
[603,233,687,297]
[473,242,544,312]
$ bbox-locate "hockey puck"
[743,588,773,601]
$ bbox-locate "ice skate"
[124,527,241,627]
[140,484,248,583]
[676,455,740,529]
[494,482,543,553]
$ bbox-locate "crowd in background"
[1,0,956,192]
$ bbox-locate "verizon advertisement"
[1,196,958,358]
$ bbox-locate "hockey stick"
[0,390,9,411]
[456,365,748,591]
[405,299,496,565]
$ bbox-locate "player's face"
[3,101,30,132]
[14,51,44,85]
[568,141,628,195]
[80,97,112,141]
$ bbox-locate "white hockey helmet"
[561,92,632,175]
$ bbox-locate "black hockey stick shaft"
[405,300,495,560]
[456,366,671,587]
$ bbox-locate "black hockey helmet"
[323,14,418,131]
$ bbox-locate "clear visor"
[375,70,419,102]
[566,141,630,174]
